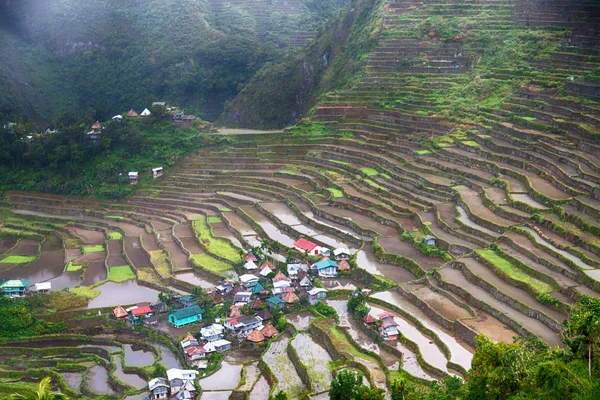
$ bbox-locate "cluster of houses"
[148,368,199,400]
[112,301,168,326]
[0,279,51,298]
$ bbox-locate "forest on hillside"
[0,0,349,124]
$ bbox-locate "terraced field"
[1,0,599,397]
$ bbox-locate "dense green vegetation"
[0,0,349,123]
[0,115,232,199]
[0,297,66,339]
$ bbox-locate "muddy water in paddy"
[124,344,155,367]
[199,361,242,390]
[241,206,296,247]
[224,212,256,236]
[212,226,244,248]
[156,344,183,369]
[522,227,594,270]
[238,362,260,391]
[8,239,39,256]
[291,333,333,392]
[0,250,63,281]
[371,291,474,371]
[42,233,63,251]
[355,249,416,283]
[124,237,151,268]
[0,239,17,254]
[87,365,116,395]
[113,355,146,389]
[141,233,159,251]
[88,280,159,308]
[62,372,83,391]
[249,375,270,400]
[107,240,128,267]
[175,272,216,289]
[66,227,105,245]
[201,392,233,400]
[180,237,204,254]
[82,261,107,286]
[287,312,314,330]
[47,271,83,289]
[326,300,398,368]
[261,334,304,396]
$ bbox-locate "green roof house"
[251,282,267,295]
[266,296,285,310]
[0,279,29,297]
[168,305,203,328]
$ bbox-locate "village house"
[251,282,268,297]
[200,324,226,342]
[151,302,168,314]
[141,108,152,117]
[128,171,139,184]
[152,102,167,108]
[152,167,164,178]
[148,377,169,399]
[244,252,258,263]
[224,315,263,336]
[307,288,328,305]
[213,339,232,352]
[240,274,259,288]
[33,282,51,293]
[257,309,272,322]
[216,280,234,294]
[166,369,198,395]
[112,115,123,122]
[246,329,265,345]
[273,280,293,297]
[293,238,320,255]
[287,263,308,282]
[423,235,436,246]
[112,306,128,319]
[168,305,203,328]
[128,305,153,325]
[208,291,224,305]
[259,264,274,277]
[144,316,159,326]
[337,259,351,272]
[333,248,351,260]
[377,312,399,341]
[178,295,197,308]
[127,109,139,117]
[260,323,279,339]
[298,270,312,289]
[180,333,199,350]
[244,260,258,271]
[266,296,285,310]
[233,291,252,305]
[184,346,206,365]
[311,259,339,278]
[282,291,300,304]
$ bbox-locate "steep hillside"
[0,0,349,123]
[218,0,386,128]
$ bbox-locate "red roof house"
[363,314,376,324]
[131,306,152,317]
[338,260,351,271]
[273,271,289,282]
[245,253,258,262]
[294,238,319,253]
[91,121,102,130]
[127,109,139,117]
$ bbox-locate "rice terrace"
[0,0,599,399]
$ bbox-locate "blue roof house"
[266,296,285,310]
[311,259,338,278]
[169,305,203,328]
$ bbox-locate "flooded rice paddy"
[199,361,243,390]
[291,333,332,392]
[124,344,155,367]
[86,365,116,395]
[87,281,160,308]
[261,334,304,397]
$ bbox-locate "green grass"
[462,140,480,148]
[361,167,379,176]
[190,253,233,278]
[108,265,136,282]
[192,219,240,263]
[477,249,554,294]
[70,286,101,299]
[381,173,391,179]
[105,215,124,221]
[65,261,85,272]
[108,232,123,240]
[149,250,171,277]
[522,116,537,121]
[327,188,344,198]
[0,255,36,264]
[416,149,431,155]
[82,245,104,253]
[364,179,384,190]
[220,207,233,212]
[452,185,468,190]
[207,216,222,224]
[329,159,350,166]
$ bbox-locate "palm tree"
[11,377,68,400]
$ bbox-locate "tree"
[273,391,288,400]
[330,370,384,400]
[564,296,600,377]
[10,377,68,400]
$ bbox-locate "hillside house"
[251,282,268,297]
[273,271,289,283]
[293,238,319,255]
[152,167,164,178]
[168,305,203,328]
[240,274,259,288]
[246,329,265,344]
[180,334,199,350]
[377,312,399,341]
[148,377,169,399]
[363,314,376,324]
[128,172,139,184]
[113,306,128,319]
[213,339,232,352]
[287,263,308,281]
[259,264,273,277]
[311,259,339,277]
[112,115,123,122]
[266,296,285,310]
[298,270,312,288]
[144,316,159,326]
[282,291,300,304]
[127,109,139,117]
[1,279,29,297]
[200,324,225,342]
[129,305,153,324]
[152,102,167,108]
[167,369,198,395]
[257,309,272,322]
[260,323,278,338]
[334,248,351,260]
[151,302,168,314]
[307,288,328,305]
[337,259,351,272]
[273,280,292,297]
[244,260,258,271]
[33,282,51,293]
[184,346,206,365]
[178,295,197,307]
[244,252,258,262]
[225,315,263,336]
[234,291,252,304]
[216,280,234,294]
[91,121,102,131]
[141,108,152,116]
[423,236,436,246]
